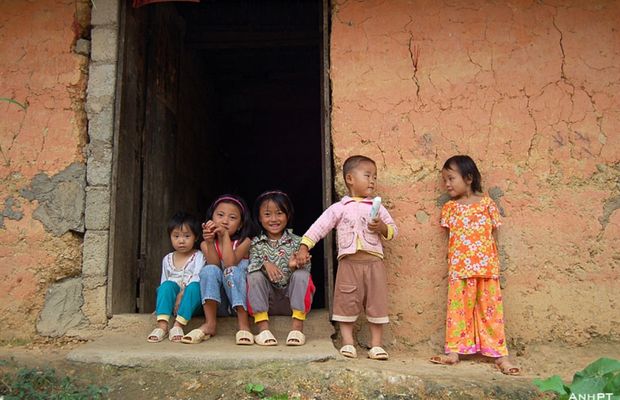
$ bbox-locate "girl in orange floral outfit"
[430,155,520,375]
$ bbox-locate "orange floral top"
[440,196,502,279]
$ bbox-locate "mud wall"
[0,1,91,340]
[330,0,619,347]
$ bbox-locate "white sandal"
[254,330,278,346]
[169,326,184,342]
[286,330,306,346]
[146,328,167,343]
[339,344,357,358]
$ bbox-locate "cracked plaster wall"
[331,0,619,347]
[0,0,90,340]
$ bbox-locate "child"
[247,190,314,346]
[296,155,397,360]
[430,155,520,375]
[181,194,254,345]
[147,212,204,343]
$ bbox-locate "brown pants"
[332,258,388,324]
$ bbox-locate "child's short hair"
[167,212,201,240]
[442,155,482,193]
[253,190,295,232]
[206,194,254,242]
[342,155,376,185]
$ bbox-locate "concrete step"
[67,309,339,369]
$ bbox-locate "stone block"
[88,105,114,143]
[82,286,109,325]
[75,38,91,56]
[91,0,119,26]
[21,163,86,236]
[37,278,87,337]
[86,140,113,186]
[83,230,109,280]
[86,63,117,114]
[85,187,111,230]
[91,27,118,62]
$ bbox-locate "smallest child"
[147,212,205,343]
[297,155,397,360]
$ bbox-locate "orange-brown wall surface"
[0,0,89,340]
[330,1,619,347]
[1,0,618,347]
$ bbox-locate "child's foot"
[495,357,521,375]
[429,352,459,365]
[286,330,306,346]
[146,328,167,343]
[339,344,357,358]
[367,346,389,360]
[235,330,254,345]
[169,326,184,342]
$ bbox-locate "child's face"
[441,165,472,199]
[170,224,196,254]
[212,202,243,236]
[346,161,377,198]
[258,200,288,240]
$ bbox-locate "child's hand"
[202,221,216,242]
[288,253,298,269]
[368,217,387,236]
[295,247,311,266]
[263,262,284,283]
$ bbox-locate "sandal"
[429,353,460,365]
[181,329,210,344]
[339,344,357,359]
[236,330,255,345]
[254,330,278,346]
[368,346,389,360]
[286,330,306,346]
[146,328,167,343]
[495,357,521,375]
[169,326,184,342]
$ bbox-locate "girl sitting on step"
[247,190,314,346]
[147,212,205,343]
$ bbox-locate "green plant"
[0,97,28,111]
[244,382,293,400]
[0,367,108,399]
[533,357,620,400]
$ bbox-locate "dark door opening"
[110,0,331,314]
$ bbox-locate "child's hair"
[253,190,295,233]
[442,155,482,193]
[167,211,202,243]
[342,155,376,185]
[206,194,253,242]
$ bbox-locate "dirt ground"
[1,337,619,399]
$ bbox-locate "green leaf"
[602,371,620,393]
[573,358,620,382]
[533,375,568,394]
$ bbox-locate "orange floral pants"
[444,277,508,357]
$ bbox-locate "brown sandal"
[429,353,459,365]
[495,357,521,375]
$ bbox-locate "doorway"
[109,0,332,314]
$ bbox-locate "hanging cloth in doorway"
[133,0,199,7]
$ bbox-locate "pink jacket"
[303,196,397,259]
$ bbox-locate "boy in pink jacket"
[296,155,397,360]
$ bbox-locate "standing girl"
[430,155,520,375]
[181,194,254,345]
[247,190,314,346]
[147,212,204,343]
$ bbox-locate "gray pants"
[247,269,314,316]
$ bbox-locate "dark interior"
[112,0,327,312]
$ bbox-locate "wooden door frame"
[320,0,334,312]
[108,0,334,314]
